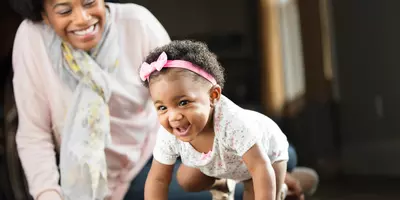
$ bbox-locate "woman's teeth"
[73,24,95,36]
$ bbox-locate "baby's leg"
[176,164,234,200]
[176,164,216,192]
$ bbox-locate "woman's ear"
[41,12,50,25]
[209,85,222,107]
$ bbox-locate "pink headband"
[139,52,217,85]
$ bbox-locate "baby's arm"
[145,160,174,200]
[266,117,289,199]
[230,114,288,199]
[272,160,287,200]
[145,127,180,200]
[242,143,276,200]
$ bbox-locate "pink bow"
[139,52,168,81]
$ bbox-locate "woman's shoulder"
[13,20,48,57]
[108,3,155,23]
[14,20,55,52]
[108,3,170,57]
[15,20,43,39]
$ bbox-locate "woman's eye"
[157,105,167,111]
[57,9,72,15]
[179,100,189,106]
[84,0,96,6]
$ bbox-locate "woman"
[9,0,214,199]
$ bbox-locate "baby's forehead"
[164,68,193,77]
[148,74,209,102]
[149,70,211,96]
[150,68,205,84]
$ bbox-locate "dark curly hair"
[9,0,43,22]
[9,0,118,22]
[142,40,225,89]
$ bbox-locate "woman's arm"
[144,159,174,200]
[242,143,276,200]
[13,20,62,200]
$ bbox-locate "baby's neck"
[190,131,215,154]
[190,108,216,153]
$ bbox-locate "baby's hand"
[285,174,304,200]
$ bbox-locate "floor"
[310,176,400,200]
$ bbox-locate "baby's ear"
[209,84,222,107]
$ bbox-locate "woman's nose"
[74,8,91,25]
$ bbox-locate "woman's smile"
[69,22,99,42]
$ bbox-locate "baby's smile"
[173,124,192,137]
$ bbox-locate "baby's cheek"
[158,116,172,133]
[193,109,211,127]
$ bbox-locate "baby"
[141,40,289,200]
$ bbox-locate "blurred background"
[1,0,400,199]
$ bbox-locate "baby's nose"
[168,110,183,122]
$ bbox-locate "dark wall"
[276,0,339,178]
[332,0,400,176]
[122,0,262,107]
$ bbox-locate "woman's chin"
[69,40,99,51]
[67,33,102,51]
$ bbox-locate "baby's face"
[148,70,216,142]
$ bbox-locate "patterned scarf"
[42,7,119,200]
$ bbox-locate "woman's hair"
[142,40,225,89]
[9,0,118,22]
[9,0,43,22]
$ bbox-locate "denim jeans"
[287,144,298,172]
[124,144,297,200]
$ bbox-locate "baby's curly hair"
[142,40,225,89]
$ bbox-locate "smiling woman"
[9,0,173,200]
[41,0,106,51]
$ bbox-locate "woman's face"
[42,0,106,51]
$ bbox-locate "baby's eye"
[157,105,167,111]
[178,100,189,106]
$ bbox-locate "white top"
[12,3,170,200]
[153,95,289,182]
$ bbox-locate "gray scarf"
[40,8,119,200]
